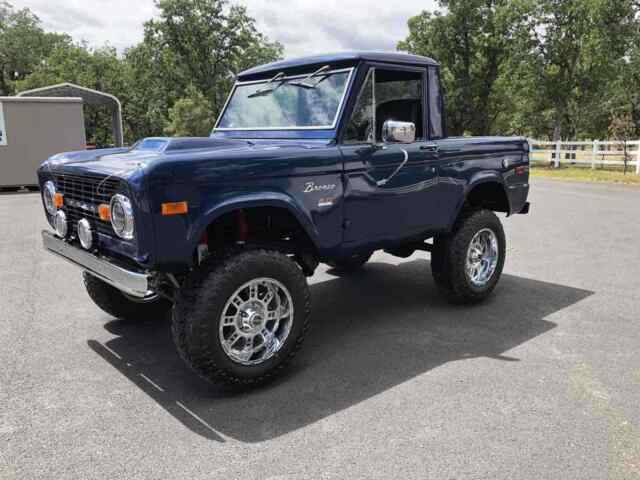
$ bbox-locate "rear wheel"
[172,249,311,386]
[431,209,505,304]
[83,272,172,321]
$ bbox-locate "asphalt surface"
[1,178,639,480]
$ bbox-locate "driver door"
[339,65,440,245]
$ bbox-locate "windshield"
[216,69,352,130]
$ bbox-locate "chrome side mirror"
[382,120,416,144]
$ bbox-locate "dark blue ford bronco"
[39,52,530,385]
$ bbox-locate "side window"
[343,70,374,144]
[428,67,444,139]
[374,69,424,142]
[343,67,425,144]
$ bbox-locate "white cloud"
[12,0,439,57]
[13,0,157,52]
[238,0,440,58]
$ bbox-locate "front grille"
[53,173,125,237]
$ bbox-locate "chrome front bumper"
[42,231,152,298]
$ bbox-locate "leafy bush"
[164,85,215,137]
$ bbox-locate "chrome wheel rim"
[219,278,294,366]
[465,228,499,287]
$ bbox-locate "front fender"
[188,191,321,256]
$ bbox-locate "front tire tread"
[172,249,311,386]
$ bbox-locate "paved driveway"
[1,179,639,479]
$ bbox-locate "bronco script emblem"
[303,182,336,194]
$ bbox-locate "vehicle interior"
[343,66,425,144]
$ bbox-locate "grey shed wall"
[0,97,86,187]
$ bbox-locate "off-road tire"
[172,249,311,386]
[83,272,172,321]
[431,209,506,304]
[328,251,373,273]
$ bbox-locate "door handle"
[420,143,439,153]
[377,149,409,187]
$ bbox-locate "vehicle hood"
[40,137,334,178]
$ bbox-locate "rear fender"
[448,173,511,230]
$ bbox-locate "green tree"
[605,24,640,140]
[399,0,640,140]
[608,111,636,174]
[398,0,526,136]
[164,85,215,136]
[136,0,283,120]
[1,2,129,146]
[120,41,177,142]
[507,0,638,140]
[0,2,70,95]
[8,0,281,144]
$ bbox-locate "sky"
[12,0,439,58]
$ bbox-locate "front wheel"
[172,249,311,386]
[431,209,506,304]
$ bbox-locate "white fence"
[528,139,640,175]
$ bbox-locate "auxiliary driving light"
[77,219,93,250]
[54,210,68,238]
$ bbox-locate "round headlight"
[77,218,93,250]
[54,210,68,238]
[110,194,135,240]
[43,181,57,216]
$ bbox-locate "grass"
[530,165,640,186]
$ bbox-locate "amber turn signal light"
[53,193,64,208]
[162,201,188,216]
[98,204,111,221]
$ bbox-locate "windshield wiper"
[247,65,332,99]
[248,71,286,98]
[288,65,331,89]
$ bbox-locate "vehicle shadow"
[88,259,593,443]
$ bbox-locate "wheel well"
[466,182,510,213]
[198,207,318,273]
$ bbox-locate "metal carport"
[17,83,123,147]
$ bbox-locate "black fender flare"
[187,191,320,255]
[448,173,511,230]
